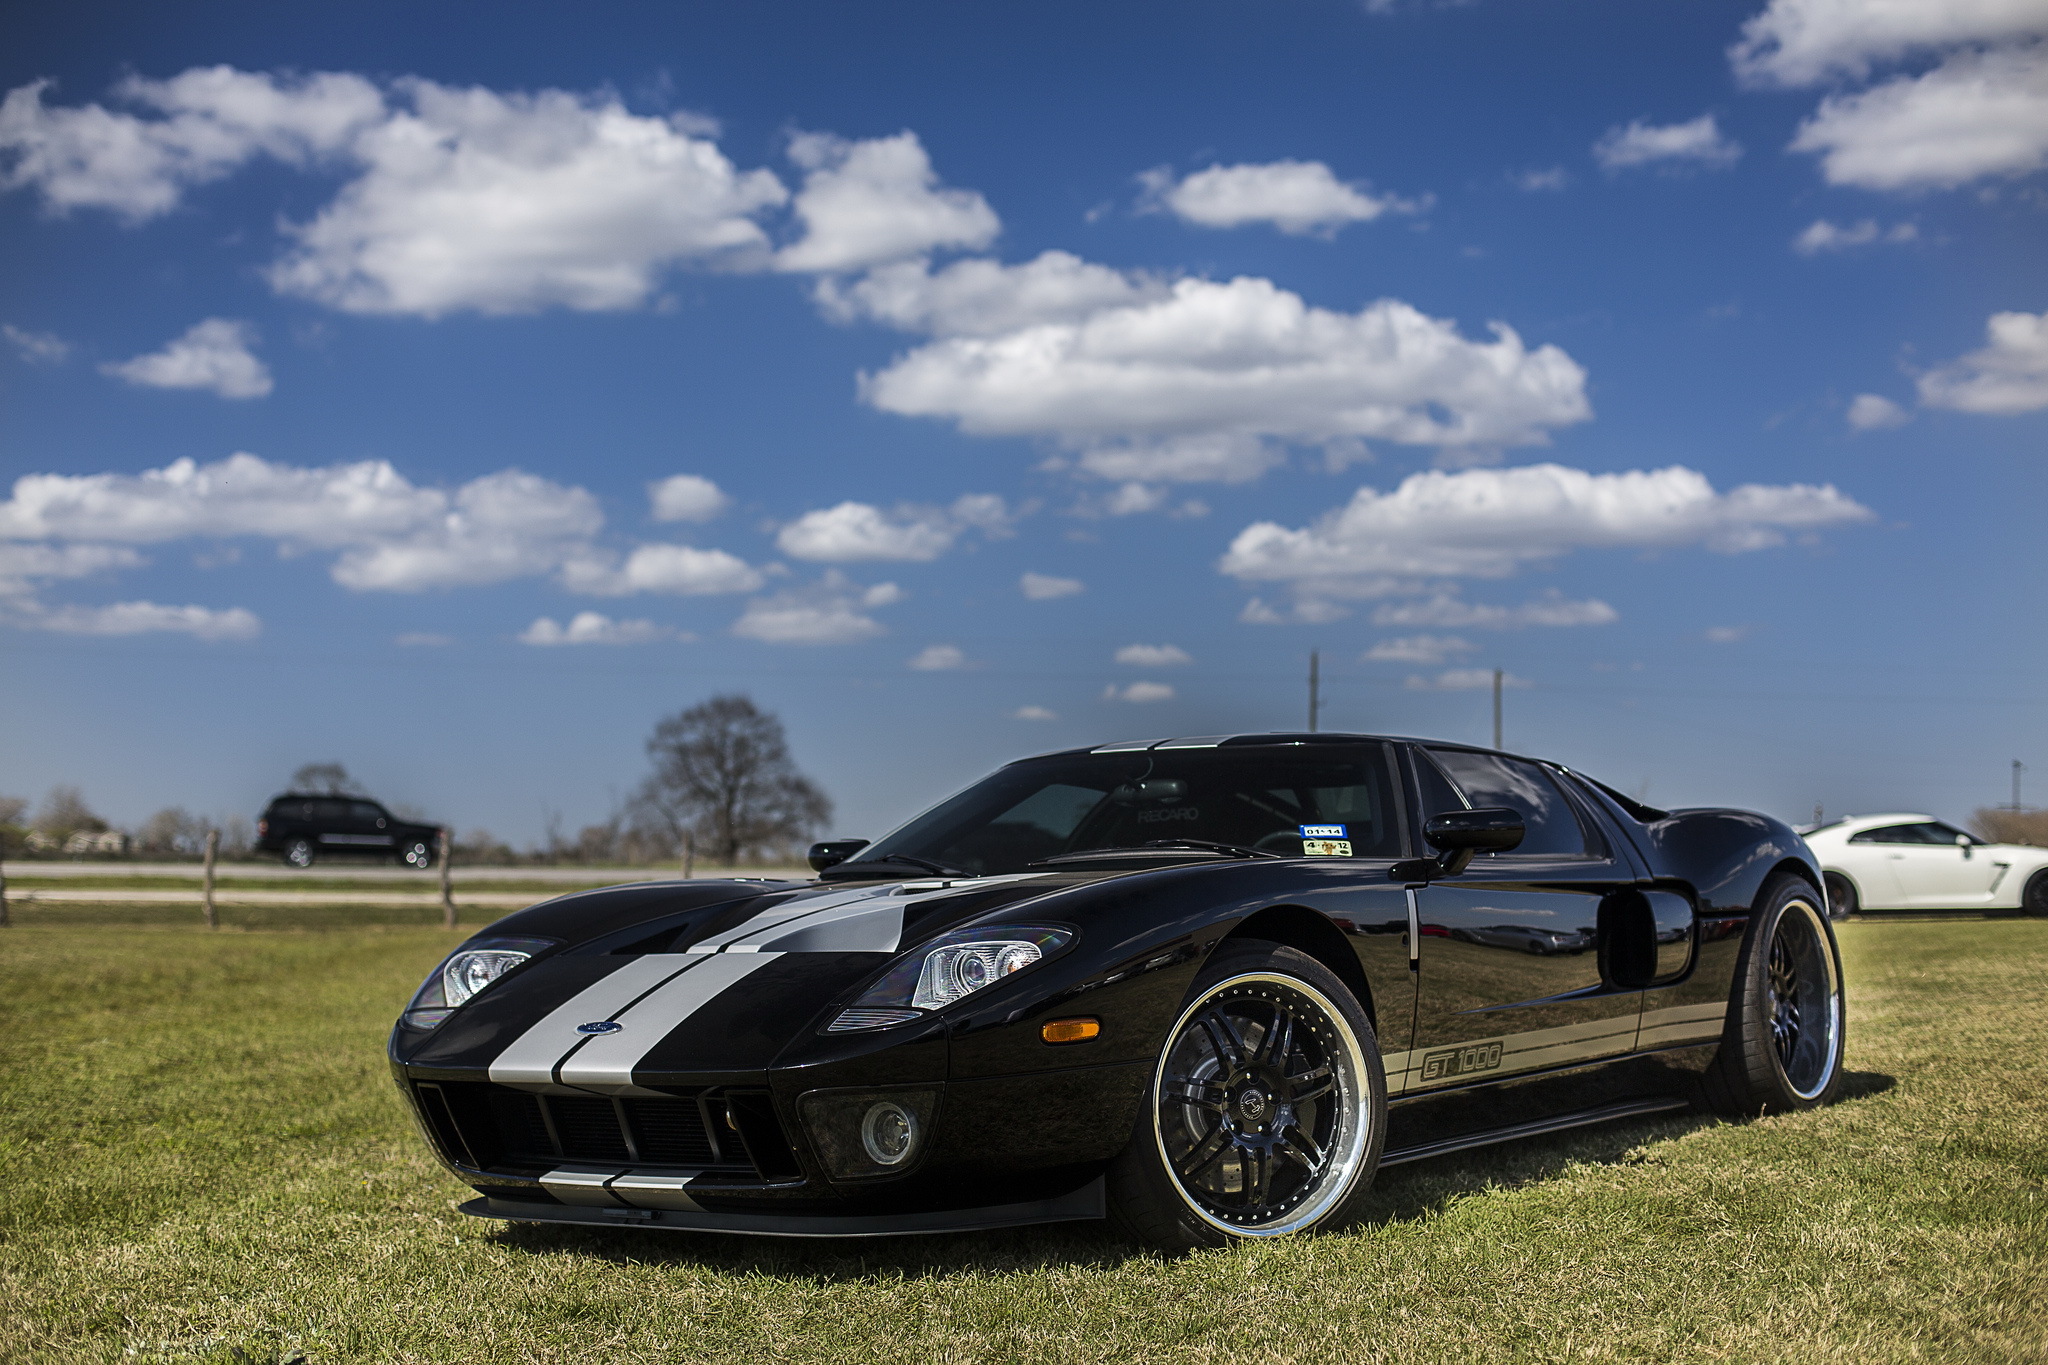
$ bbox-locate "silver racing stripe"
[557,952,783,1095]
[487,955,701,1091]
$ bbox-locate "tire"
[399,839,434,870]
[1823,873,1859,920]
[2023,870,2048,918]
[1107,940,1386,1253]
[284,837,315,869]
[1702,877,1846,1117]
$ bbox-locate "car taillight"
[257,819,268,835]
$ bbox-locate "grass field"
[2,911,2044,1364]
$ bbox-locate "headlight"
[826,924,1073,1032]
[400,936,557,1030]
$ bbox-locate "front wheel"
[2023,870,2048,918]
[283,837,315,869]
[1702,878,1846,1116]
[1107,940,1385,1253]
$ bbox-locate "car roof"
[1820,813,1939,832]
[1019,732,1526,762]
[267,792,380,803]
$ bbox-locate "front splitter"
[461,1177,1105,1238]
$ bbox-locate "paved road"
[9,888,548,908]
[1,862,807,883]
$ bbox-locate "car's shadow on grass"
[489,1071,1896,1279]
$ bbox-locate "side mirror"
[807,839,869,872]
[1956,834,1973,857]
[1392,807,1525,882]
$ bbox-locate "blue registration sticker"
[1299,824,1347,838]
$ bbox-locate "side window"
[1427,750,1594,858]
[1923,822,1973,845]
[1850,824,1927,844]
[349,801,386,824]
[310,800,349,824]
[1412,750,1469,823]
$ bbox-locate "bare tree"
[290,763,362,796]
[138,807,207,855]
[1973,808,2048,848]
[638,695,831,865]
[36,785,107,840]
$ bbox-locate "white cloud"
[4,323,69,363]
[0,67,383,220]
[1594,115,1742,171]
[1407,668,1528,691]
[1021,571,1084,600]
[0,542,144,598]
[908,643,967,670]
[1365,634,1473,664]
[1104,681,1175,703]
[1511,166,1569,192]
[862,278,1592,467]
[1704,625,1750,643]
[731,571,899,644]
[101,318,272,398]
[1012,705,1058,721]
[1918,310,2048,414]
[1789,46,2048,190]
[0,452,604,593]
[270,80,788,315]
[559,542,762,596]
[31,600,261,640]
[1140,160,1424,236]
[1793,218,1917,253]
[776,494,1012,563]
[1238,596,1354,626]
[519,612,673,646]
[775,131,998,274]
[1846,393,1911,430]
[647,474,729,523]
[816,250,1165,337]
[1221,464,1874,593]
[1731,0,2048,87]
[1114,643,1193,666]
[1371,592,1620,630]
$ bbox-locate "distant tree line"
[0,693,833,867]
[1972,808,2048,848]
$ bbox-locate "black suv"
[257,794,442,869]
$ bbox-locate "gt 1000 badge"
[1420,1041,1503,1081]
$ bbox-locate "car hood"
[393,870,1122,1082]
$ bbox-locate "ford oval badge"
[576,1020,623,1035]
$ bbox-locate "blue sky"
[3,0,2044,846]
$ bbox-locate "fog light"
[1041,1017,1100,1044]
[859,1100,918,1166]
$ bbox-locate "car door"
[1884,821,2003,906]
[1405,747,1646,1094]
[349,800,397,850]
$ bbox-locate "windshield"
[846,744,1404,876]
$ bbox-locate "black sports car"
[391,733,1846,1251]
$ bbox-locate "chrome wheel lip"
[1769,898,1842,1102]
[1151,971,1372,1238]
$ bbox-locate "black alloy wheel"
[1108,940,1384,1252]
[284,837,315,869]
[1823,873,1858,920]
[400,839,434,870]
[1702,877,1846,1115]
[2024,870,2048,918]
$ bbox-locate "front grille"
[418,1082,769,1174]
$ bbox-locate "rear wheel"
[1107,940,1385,1253]
[2023,870,2048,918]
[1702,878,1845,1116]
[283,837,315,869]
[1823,873,1859,920]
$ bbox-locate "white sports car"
[1803,814,2048,917]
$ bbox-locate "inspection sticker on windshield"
[1300,825,1350,856]
[1300,825,1346,838]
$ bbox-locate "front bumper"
[460,1177,1105,1238]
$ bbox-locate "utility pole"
[2014,760,2027,811]
[1307,650,1320,732]
[439,827,455,930]
[1491,668,1504,750]
[202,828,219,930]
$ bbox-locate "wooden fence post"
[682,830,694,880]
[202,828,219,930]
[0,855,9,928]
[439,827,455,929]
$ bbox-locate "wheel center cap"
[1236,1086,1269,1121]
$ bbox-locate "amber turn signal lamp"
[1041,1017,1101,1044]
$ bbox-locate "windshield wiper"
[1028,839,1284,867]
[836,853,970,878]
